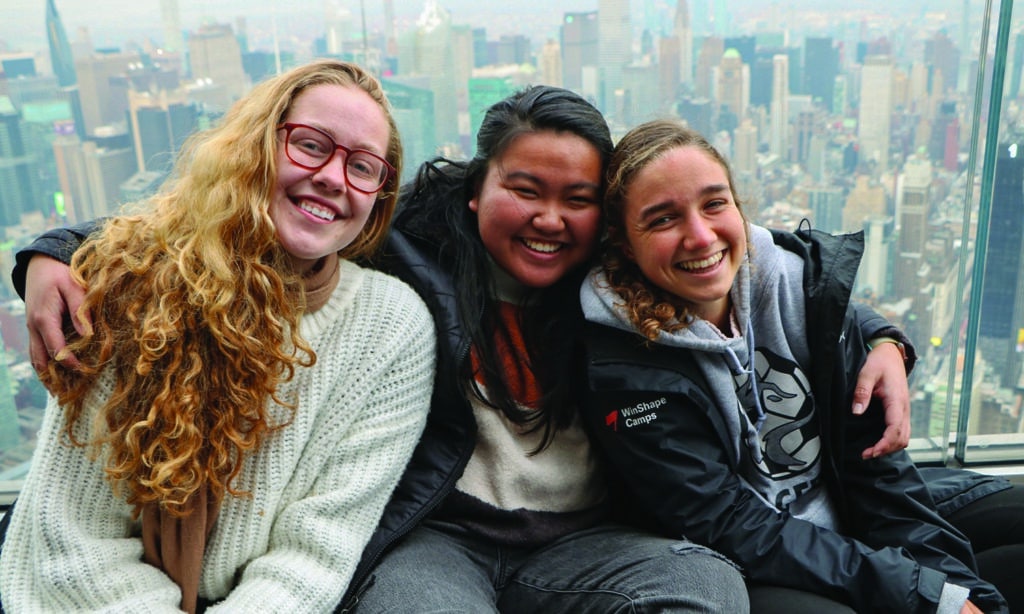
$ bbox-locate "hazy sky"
[3,1,597,53]
[1,0,973,60]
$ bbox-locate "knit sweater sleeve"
[0,265,436,613]
[0,377,184,612]
[205,267,436,612]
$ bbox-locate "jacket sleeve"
[850,301,918,371]
[581,372,960,614]
[12,219,103,300]
[828,313,1007,613]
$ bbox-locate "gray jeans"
[350,521,748,613]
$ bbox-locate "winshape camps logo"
[605,397,667,431]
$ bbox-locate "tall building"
[187,23,248,112]
[561,11,599,95]
[324,0,354,56]
[75,51,139,136]
[804,37,838,110]
[858,55,894,170]
[17,98,72,219]
[925,30,960,96]
[495,35,530,65]
[857,215,895,298]
[398,2,459,148]
[713,48,749,131]
[127,89,198,173]
[52,135,137,223]
[658,36,681,106]
[597,0,631,117]
[0,97,38,227]
[894,154,932,302]
[619,61,659,126]
[160,0,184,53]
[769,54,789,159]
[732,118,758,174]
[382,78,436,179]
[538,40,562,87]
[843,174,888,232]
[694,36,724,99]
[677,96,713,136]
[45,0,86,140]
[980,143,1024,340]
[807,186,845,234]
[674,0,693,88]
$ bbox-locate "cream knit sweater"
[0,260,436,613]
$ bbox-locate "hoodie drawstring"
[722,319,765,464]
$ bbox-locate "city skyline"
[2,0,979,59]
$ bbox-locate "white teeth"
[523,238,561,253]
[678,251,724,271]
[299,201,336,221]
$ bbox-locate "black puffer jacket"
[578,227,1009,613]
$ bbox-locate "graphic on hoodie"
[735,347,822,481]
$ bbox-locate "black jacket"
[578,227,1007,613]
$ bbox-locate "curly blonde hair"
[601,119,749,341]
[42,59,402,518]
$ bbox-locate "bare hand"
[25,255,88,372]
[961,599,984,614]
[851,341,910,459]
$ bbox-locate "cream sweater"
[0,260,436,613]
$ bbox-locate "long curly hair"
[601,119,749,341]
[41,59,402,518]
[394,86,612,453]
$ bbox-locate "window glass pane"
[1,1,1022,506]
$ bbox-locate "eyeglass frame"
[276,122,396,194]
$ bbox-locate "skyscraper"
[160,0,184,53]
[769,54,789,159]
[45,0,85,140]
[597,0,631,117]
[561,11,599,93]
[187,23,248,112]
[674,0,693,88]
[980,143,1024,340]
[75,51,140,136]
[894,153,932,302]
[398,2,459,148]
[804,37,838,110]
[0,97,38,226]
[714,48,748,131]
[127,89,198,173]
[858,55,894,170]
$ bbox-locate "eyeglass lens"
[284,124,389,192]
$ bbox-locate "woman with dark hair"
[342,85,748,612]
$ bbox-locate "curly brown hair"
[42,59,402,518]
[600,119,749,341]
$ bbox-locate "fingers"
[861,424,905,459]
[855,341,912,458]
[24,254,85,371]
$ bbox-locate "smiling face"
[621,145,747,329]
[270,83,391,272]
[468,130,603,289]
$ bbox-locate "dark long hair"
[393,85,612,452]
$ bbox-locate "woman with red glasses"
[0,59,435,613]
